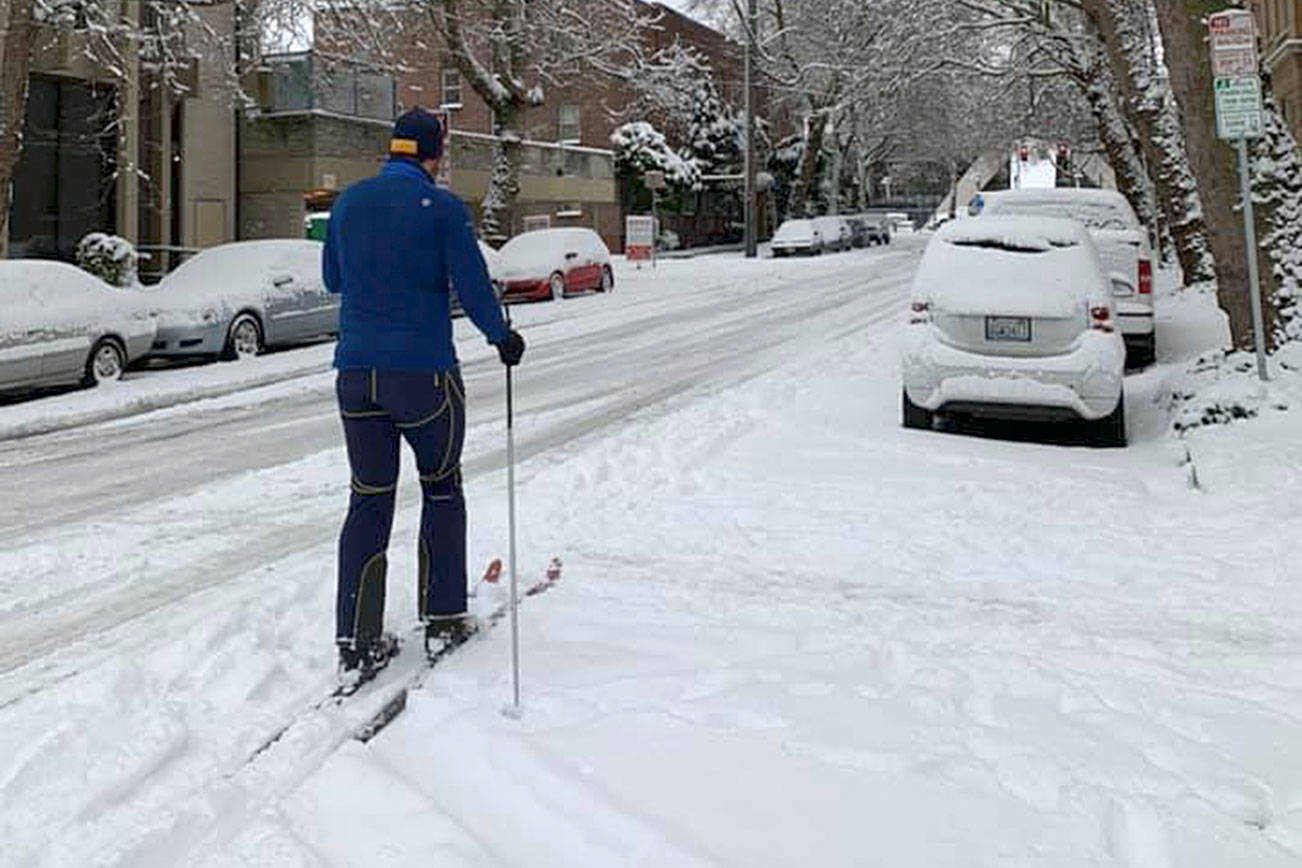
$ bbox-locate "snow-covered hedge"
[76,232,139,288]
[611,122,701,190]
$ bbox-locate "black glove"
[495,329,525,366]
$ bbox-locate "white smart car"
[901,217,1127,446]
[977,188,1155,367]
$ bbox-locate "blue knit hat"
[390,109,444,160]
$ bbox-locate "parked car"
[901,216,1127,447]
[770,219,824,257]
[450,240,506,317]
[145,240,338,360]
[977,188,1156,367]
[0,260,156,392]
[843,215,871,248]
[497,227,613,302]
[812,215,852,252]
[860,214,892,245]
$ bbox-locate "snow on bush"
[1162,343,1300,433]
[610,122,701,189]
[76,232,139,288]
[656,229,680,251]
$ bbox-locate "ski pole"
[503,304,523,719]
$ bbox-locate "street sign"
[1208,10,1270,381]
[625,215,655,265]
[1214,75,1264,140]
[1209,9,1260,78]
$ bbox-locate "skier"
[322,107,526,681]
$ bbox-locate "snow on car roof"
[0,260,142,335]
[980,188,1138,231]
[916,216,1105,317]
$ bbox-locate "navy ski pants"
[335,368,467,647]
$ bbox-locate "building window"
[558,104,580,144]
[441,68,462,108]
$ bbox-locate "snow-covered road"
[3,239,1300,867]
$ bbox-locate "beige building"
[9,2,237,272]
[240,52,618,248]
[1250,0,1302,143]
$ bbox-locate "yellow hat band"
[390,138,419,156]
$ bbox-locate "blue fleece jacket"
[322,159,508,371]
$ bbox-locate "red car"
[497,227,614,302]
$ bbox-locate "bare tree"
[1079,0,1213,283]
[0,0,37,251]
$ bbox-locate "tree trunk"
[1083,0,1214,284]
[1152,0,1272,349]
[1077,40,1161,251]
[0,0,36,256]
[787,109,827,218]
[480,104,521,245]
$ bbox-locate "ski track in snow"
[2,241,1301,866]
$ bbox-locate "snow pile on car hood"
[143,241,325,320]
[0,261,151,340]
[773,220,814,241]
[914,217,1104,318]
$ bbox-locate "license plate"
[985,316,1031,342]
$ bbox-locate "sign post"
[644,170,666,269]
[433,109,453,190]
[1209,9,1268,381]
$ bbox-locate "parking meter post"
[1236,137,1269,382]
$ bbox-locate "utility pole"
[743,0,757,258]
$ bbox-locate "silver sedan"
[0,260,156,393]
[145,240,338,361]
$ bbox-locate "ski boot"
[424,613,479,660]
[337,632,400,695]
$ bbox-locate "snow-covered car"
[812,215,852,252]
[770,219,824,257]
[497,227,613,303]
[901,216,1127,446]
[860,214,891,245]
[0,260,156,392]
[450,240,506,317]
[978,188,1155,367]
[145,240,338,360]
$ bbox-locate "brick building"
[395,3,742,151]
[1250,0,1302,143]
[384,2,746,248]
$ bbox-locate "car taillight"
[1137,259,1152,295]
[1090,305,1114,333]
[909,300,931,324]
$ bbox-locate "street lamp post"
[743,0,757,258]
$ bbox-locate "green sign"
[1214,76,1263,140]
